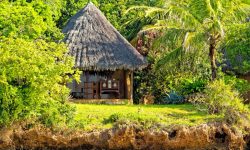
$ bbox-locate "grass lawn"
[72,104,223,130]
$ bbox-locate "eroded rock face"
[0,123,249,150]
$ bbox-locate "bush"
[103,112,159,127]
[224,75,250,95]
[180,79,207,95]
[191,79,249,124]
[0,38,77,127]
[103,113,122,124]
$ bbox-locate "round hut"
[63,2,147,103]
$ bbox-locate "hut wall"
[112,70,125,98]
[70,70,127,99]
[70,72,86,93]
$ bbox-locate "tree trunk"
[209,37,217,80]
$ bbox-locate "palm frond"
[155,47,183,70]
[218,0,250,23]
[167,4,202,28]
[140,24,192,34]
[151,28,187,54]
[188,0,211,22]
[125,6,166,15]
[183,32,194,51]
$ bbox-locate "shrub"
[224,75,250,95]
[0,38,77,127]
[103,112,160,127]
[192,79,249,124]
[180,79,207,95]
[103,113,122,124]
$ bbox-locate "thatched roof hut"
[63,2,147,71]
[63,2,147,102]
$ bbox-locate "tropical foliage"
[0,38,76,126]
[192,79,249,124]
[131,0,250,102]
[0,0,77,126]
[223,23,250,74]
[0,0,249,128]
[0,0,63,40]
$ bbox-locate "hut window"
[108,80,112,88]
[103,82,107,88]
[113,83,117,88]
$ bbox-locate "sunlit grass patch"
[72,104,223,130]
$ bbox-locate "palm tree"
[127,0,250,80]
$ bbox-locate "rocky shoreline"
[0,123,249,150]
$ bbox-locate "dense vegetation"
[132,0,250,102]
[0,38,76,126]
[0,0,249,128]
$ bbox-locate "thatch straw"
[63,2,147,71]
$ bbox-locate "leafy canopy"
[133,0,250,71]
[0,38,76,126]
[0,0,63,40]
[130,0,250,100]
[223,23,250,74]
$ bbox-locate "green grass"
[72,104,223,130]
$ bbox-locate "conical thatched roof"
[63,2,147,71]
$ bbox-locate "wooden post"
[130,72,134,104]
[125,71,133,104]
[97,72,100,99]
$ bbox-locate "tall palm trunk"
[209,36,217,80]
